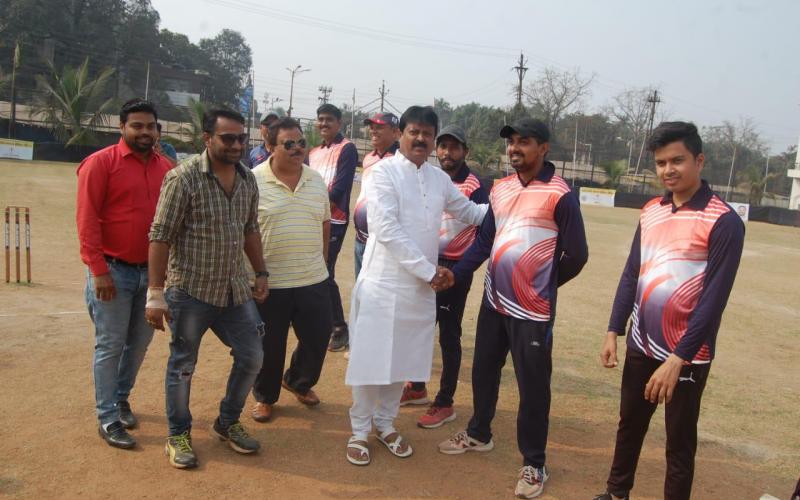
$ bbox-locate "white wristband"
[146,288,168,310]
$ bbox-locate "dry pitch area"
[0,160,798,499]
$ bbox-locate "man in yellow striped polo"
[249,117,333,422]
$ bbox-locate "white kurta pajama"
[346,151,486,439]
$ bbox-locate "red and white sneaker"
[438,430,494,454]
[399,383,428,406]
[417,405,456,429]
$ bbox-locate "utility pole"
[512,52,528,110]
[9,41,20,139]
[286,65,310,117]
[571,118,578,186]
[144,60,151,100]
[645,90,661,138]
[634,89,661,174]
[725,143,738,201]
[318,85,332,105]
[351,88,356,140]
[378,80,387,112]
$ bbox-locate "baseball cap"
[260,110,279,124]
[436,125,468,147]
[363,112,399,127]
[499,117,550,143]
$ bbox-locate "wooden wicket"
[4,206,31,283]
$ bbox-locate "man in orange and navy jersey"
[352,112,400,278]
[593,122,745,500]
[437,118,588,499]
[308,104,358,352]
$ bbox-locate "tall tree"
[198,29,252,106]
[33,58,115,146]
[525,66,594,143]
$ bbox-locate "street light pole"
[286,65,310,117]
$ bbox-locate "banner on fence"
[0,138,34,160]
[728,202,750,221]
[579,187,616,207]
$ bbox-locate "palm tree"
[33,58,115,146]
[181,97,207,152]
[599,159,627,188]
[738,165,776,207]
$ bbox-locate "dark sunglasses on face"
[281,138,307,150]
[216,133,249,145]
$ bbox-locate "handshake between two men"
[430,266,456,292]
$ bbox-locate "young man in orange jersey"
[593,122,745,500]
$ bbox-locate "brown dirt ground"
[0,160,798,499]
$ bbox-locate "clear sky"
[150,0,799,153]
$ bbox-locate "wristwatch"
[255,271,269,278]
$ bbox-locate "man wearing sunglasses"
[250,117,333,422]
[308,104,358,353]
[146,108,269,469]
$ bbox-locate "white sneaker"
[514,465,549,499]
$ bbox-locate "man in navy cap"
[249,110,280,168]
[401,125,489,431]
[437,117,588,499]
[352,112,400,279]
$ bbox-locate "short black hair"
[120,98,157,124]
[316,104,342,121]
[267,117,304,147]
[647,121,703,157]
[156,122,162,133]
[202,107,245,134]
[399,106,439,135]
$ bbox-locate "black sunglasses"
[281,138,307,150]
[216,133,249,145]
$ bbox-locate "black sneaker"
[98,421,136,449]
[328,328,349,352]
[117,401,137,429]
[165,431,197,469]
[211,418,260,454]
[593,493,629,500]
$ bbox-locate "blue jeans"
[353,238,366,278]
[85,262,153,425]
[164,287,264,436]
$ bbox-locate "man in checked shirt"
[145,108,269,470]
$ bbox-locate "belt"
[104,255,148,269]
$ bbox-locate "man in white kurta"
[344,106,486,465]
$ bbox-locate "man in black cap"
[401,125,489,430]
[249,110,280,168]
[437,118,588,499]
[352,112,400,278]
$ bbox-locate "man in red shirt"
[76,98,173,449]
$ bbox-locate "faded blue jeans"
[85,261,153,426]
[164,287,264,436]
[353,238,366,278]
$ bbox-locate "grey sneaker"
[593,493,629,500]
[515,465,549,499]
[165,431,197,469]
[211,419,260,454]
[328,329,349,352]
